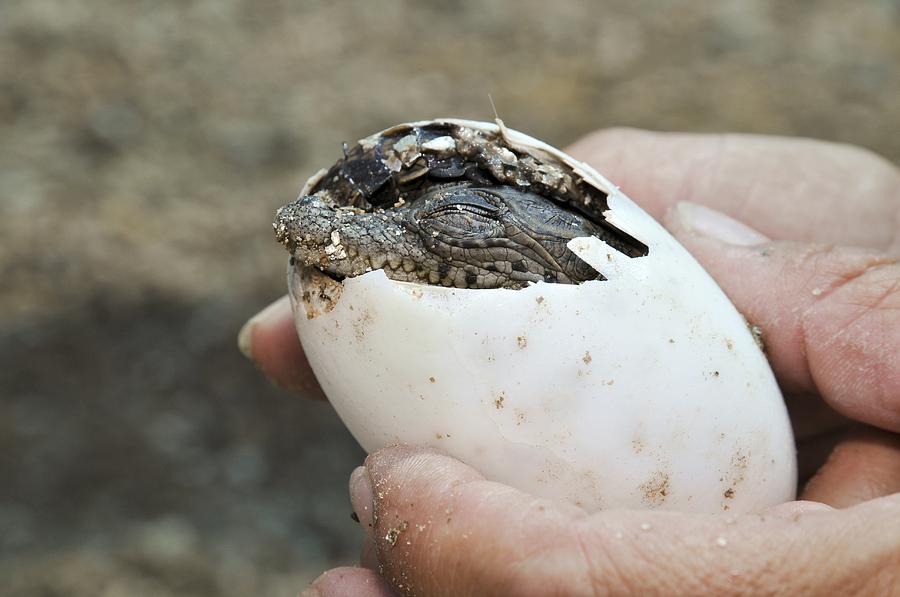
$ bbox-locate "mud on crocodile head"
[274,122,648,290]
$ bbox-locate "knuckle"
[801,259,900,420]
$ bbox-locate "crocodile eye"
[425,205,499,236]
[421,188,503,236]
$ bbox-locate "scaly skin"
[275,182,603,289]
[274,122,647,289]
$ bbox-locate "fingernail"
[666,201,769,246]
[350,466,375,537]
[237,296,291,360]
[765,500,835,517]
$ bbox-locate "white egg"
[284,119,797,514]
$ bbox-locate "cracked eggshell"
[289,119,797,514]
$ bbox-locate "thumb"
[349,445,900,597]
[349,445,594,597]
[665,202,900,432]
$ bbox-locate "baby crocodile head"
[276,182,604,288]
[274,122,647,290]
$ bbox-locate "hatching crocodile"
[274,122,647,289]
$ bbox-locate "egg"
[280,119,797,514]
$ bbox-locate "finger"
[237,295,325,400]
[566,129,900,251]
[352,445,588,597]
[802,427,900,508]
[665,202,900,432]
[352,445,900,596]
[301,567,395,597]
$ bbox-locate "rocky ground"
[1,1,898,595]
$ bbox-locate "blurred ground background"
[1,0,898,595]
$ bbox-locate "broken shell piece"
[420,135,456,154]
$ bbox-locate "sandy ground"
[1,1,898,594]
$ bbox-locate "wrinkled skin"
[276,182,603,289]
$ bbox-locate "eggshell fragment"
[288,120,797,514]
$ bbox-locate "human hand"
[240,129,900,595]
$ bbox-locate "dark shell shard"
[308,122,649,259]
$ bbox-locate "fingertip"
[364,444,483,492]
[239,295,326,400]
[238,295,292,360]
[363,445,486,539]
[303,567,395,597]
[364,443,444,465]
